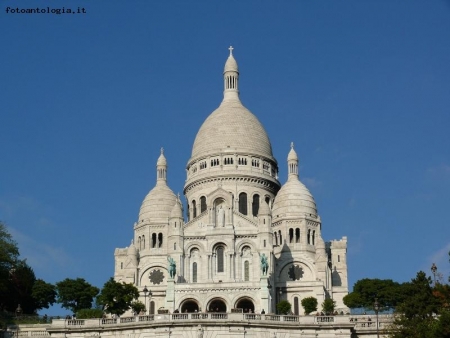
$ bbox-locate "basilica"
[114,48,348,316]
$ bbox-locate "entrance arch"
[180,299,200,313]
[235,297,255,313]
[208,298,227,313]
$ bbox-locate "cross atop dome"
[228,46,234,56]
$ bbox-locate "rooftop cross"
[161,147,164,154]
[228,46,234,56]
[290,142,294,149]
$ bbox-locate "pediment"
[208,187,233,208]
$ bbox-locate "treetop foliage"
[56,278,100,313]
[96,278,139,316]
[343,278,405,311]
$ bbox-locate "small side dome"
[272,179,317,218]
[139,184,177,223]
[127,240,138,266]
[127,239,137,255]
[272,144,317,218]
[170,195,183,219]
[258,199,271,216]
[138,150,177,223]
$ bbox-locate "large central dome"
[189,48,274,163]
[191,100,274,161]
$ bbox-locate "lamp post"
[143,286,148,315]
[374,298,380,338]
[431,263,437,285]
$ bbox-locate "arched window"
[152,233,157,248]
[252,194,260,216]
[217,246,224,273]
[142,235,145,249]
[174,242,176,250]
[192,262,198,283]
[274,232,278,246]
[158,233,163,247]
[192,200,197,218]
[289,228,294,243]
[200,196,207,213]
[244,261,249,281]
[239,193,247,215]
[307,230,311,244]
[279,230,282,245]
[294,297,299,315]
[312,230,316,245]
[150,301,155,315]
[265,196,270,206]
[295,228,300,243]
[138,237,141,250]
[120,262,123,269]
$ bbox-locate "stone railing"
[6,314,394,337]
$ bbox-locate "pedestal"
[260,276,270,314]
[165,278,175,311]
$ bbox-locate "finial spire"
[223,46,240,101]
[287,143,299,179]
[156,148,168,183]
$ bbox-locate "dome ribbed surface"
[272,178,317,218]
[139,183,177,223]
[170,199,183,219]
[258,200,271,216]
[191,100,274,160]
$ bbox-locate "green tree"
[276,300,291,315]
[390,271,440,338]
[343,278,406,311]
[97,278,139,316]
[7,260,37,314]
[301,297,318,315]
[56,278,99,313]
[0,222,20,311]
[32,279,56,310]
[321,298,336,315]
[131,301,146,315]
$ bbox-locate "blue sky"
[1,1,449,315]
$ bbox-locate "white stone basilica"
[114,48,349,316]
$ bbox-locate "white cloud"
[427,164,450,181]
[302,177,322,189]
[8,227,74,278]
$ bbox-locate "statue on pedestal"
[260,253,269,276]
[167,256,176,278]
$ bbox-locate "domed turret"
[139,149,177,224]
[127,239,138,266]
[272,143,317,218]
[170,194,184,219]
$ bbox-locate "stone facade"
[114,48,349,316]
